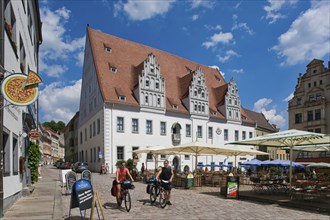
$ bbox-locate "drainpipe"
[0,0,5,216]
[111,103,114,173]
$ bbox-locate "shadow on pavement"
[103,202,118,210]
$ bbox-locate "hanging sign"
[1,73,40,106]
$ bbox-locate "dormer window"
[110,65,117,73]
[212,112,217,116]
[155,82,159,89]
[105,46,112,53]
[119,96,126,101]
[172,104,178,109]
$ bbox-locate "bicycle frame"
[116,182,132,212]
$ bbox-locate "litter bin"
[185,173,194,189]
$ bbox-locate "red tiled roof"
[87,27,277,130]
[87,27,226,115]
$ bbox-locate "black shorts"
[113,180,124,185]
[161,181,172,190]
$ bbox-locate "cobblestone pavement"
[57,167,329,220]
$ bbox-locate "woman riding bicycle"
[156,160,174,205]
[114,162,134,201]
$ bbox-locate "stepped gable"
[87,27,226,114]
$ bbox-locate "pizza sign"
[1,72,41,106]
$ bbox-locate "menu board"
[70,179,94,211]
[66,171,77,193]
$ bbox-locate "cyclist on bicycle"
[156,160,174,205]
[114,162,134,201]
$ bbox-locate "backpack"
[111,180,116,197]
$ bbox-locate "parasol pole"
[289,146,293,188]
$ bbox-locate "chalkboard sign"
[226,176,239,199]
[70,179,94,211]
[81,170,92,182]
[66,171,77,193]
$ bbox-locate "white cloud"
[271,1,330,66]
[204,24,222,31]
[191,0,215,9]
[202,32,234,49]
[39,80,82,123]
[192,14,199,21]
[284,92,294,102]
[114,0,175,21]
[253,98,286,129]
[217,50,238,62]
[43,64,68,78]
[40,7,85,76]
[232,68,244,74]
[263,0,298,24]
[209,65,225,77]
[232,14,254,35]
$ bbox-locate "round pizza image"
[1,73,39,106]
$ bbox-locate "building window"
[315,109,321,120]
[295,113,302,124]
[224,129,228,141]
[117,117,124,132]
[97,147,103,162]
[85,128,87,141]
[160,122,166,135]
[242,131,246,140]
[160,154,166,160]
[132,118,139,133]
[146,79,150,87]
[185,155,190,160]
[94,148,96,162]
[197,126,202,138]
[105,46,112,53]
[80,132,83,144]
[13,135,18,175]
[145,96,148,104]
[97,119,100,134]
[320,80,323,85]
[147,153,153,160]
[308,83,311,88]
[297,151,312,158]
[146,120,152,134]
[132,147,139,159]
[89,124,92,138]
[90,149,92,162]
[110,66,117,73]
[208,127,213,139]
[157,97,161,106]
[155,82,159,89]
[186,124,191,137]
[315,128,321,133]
[307,111,313,121]
[117,146,124,160]
[172,104,178,109]
[319,151,330,158]
[249,132,253,138]
[119,96,126,101]
[235,130,239,141]
[93,121,96,136]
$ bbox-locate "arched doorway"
[172,156,180,171]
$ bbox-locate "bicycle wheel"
[124,190,131,212]
[159,188,167,208]
[150,185,157,204]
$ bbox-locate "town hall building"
[77,27,277,173]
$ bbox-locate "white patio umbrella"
[152,140,267,172]
[133,145,168,171]
[227,129,326,186]
[306,162,330,168]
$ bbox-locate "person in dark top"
[156,160,174,205]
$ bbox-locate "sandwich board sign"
[81,170,92,182]
[69,179,94,219]
[65,171,77,194]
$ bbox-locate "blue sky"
[37,0,330,131]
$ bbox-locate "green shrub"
[28,143,42,184]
